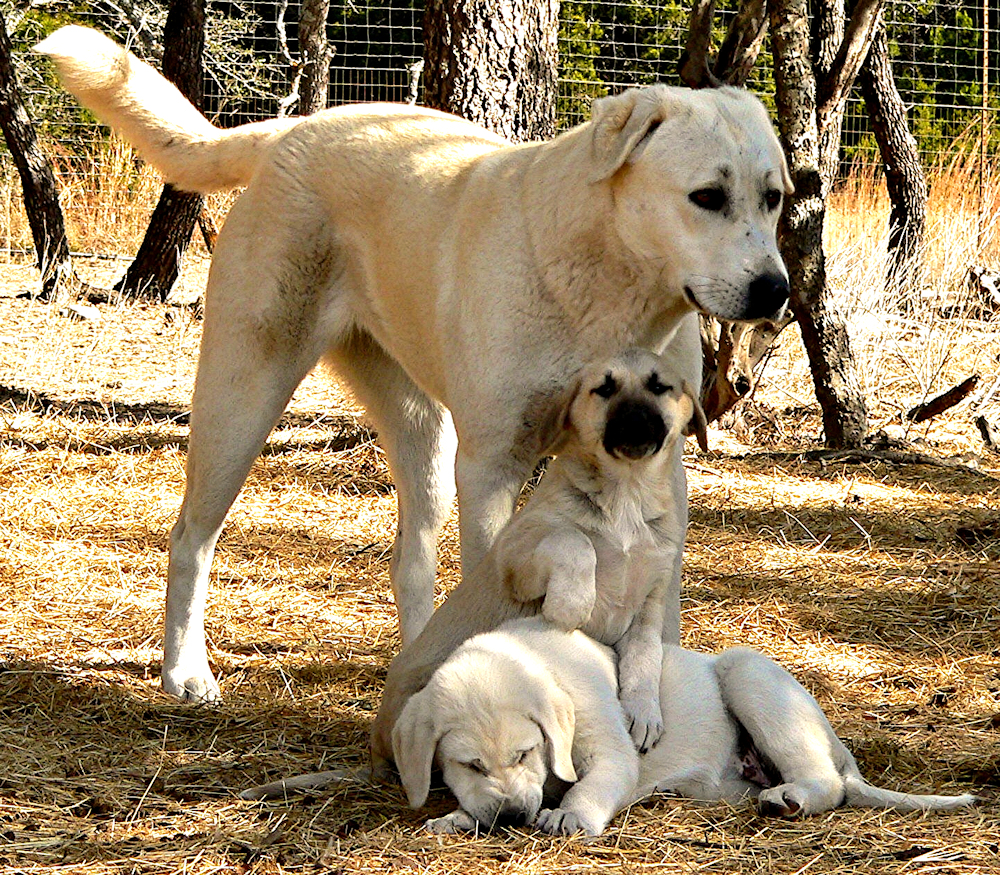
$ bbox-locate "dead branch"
[816,0,884,120]
[714,0,768,86]
[679,0,724,88]
[905,375,980,424]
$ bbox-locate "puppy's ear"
[527,681,577,783]
[681,380,709,452]
[533,377,581,458]
[391,686,441,808]
[590,87,670,182]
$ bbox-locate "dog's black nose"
[742,273,789,321]
[603,400,667,460]
[494,806,530,828]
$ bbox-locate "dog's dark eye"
[646,374,673,396]
[591,373,618,399]
[516,748,532,765]
[689,188,727,211]
[464,759,487,775]
[764,188,782,211]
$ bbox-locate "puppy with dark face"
[371,348,707,799]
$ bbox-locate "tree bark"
[422,0,559,142]
[298,0,333,115]
[0,11,79,304]
[858,20,927,294]
[115,0,205,302]
[771,0,868,449]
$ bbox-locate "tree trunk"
[0,11,78,304]
[770,0,868,448]
[859,21,927,294]
[298,0,333,115]
[422,0,559,142]
[115,0,205,302]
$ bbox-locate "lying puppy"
[392,617,976,835]
[371,348,706,770]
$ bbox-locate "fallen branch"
[905,375,979,423]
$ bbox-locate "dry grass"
[0,161,999,873]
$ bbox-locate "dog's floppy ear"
[533,376,582,458]
[681,380,709,452]
[526,680,577,783]
[391,685,443,808]
[590,87,671,183]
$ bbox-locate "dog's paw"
[425,809,479,834]
[757,785,806,818]
[162,665,221,703]
[542,588,595,631]
[621,695,664,754]
[535,807,600,837]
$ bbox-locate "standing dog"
[37,26,790,702]
[393,618,976,836]
[371,349,706,767]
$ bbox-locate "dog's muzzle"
[603,400,667,460]
[742,272,790,322]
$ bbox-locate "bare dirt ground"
[1,254,998,874]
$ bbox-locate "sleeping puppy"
[371,348,707,770]
[392,617,976,836]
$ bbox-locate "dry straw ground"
[1,153,999,874]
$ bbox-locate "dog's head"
[391,637,576,830]
[589,84,792,324]
[543,348,707,461]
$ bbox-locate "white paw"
[621,693,663,753]
[162,665,221,703]
[536,807,599,836]
[542,588,595,631]
[758,784,807,818]
[425,809,479,834]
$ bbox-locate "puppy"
[392,618,976,836]
[371,348,706,768]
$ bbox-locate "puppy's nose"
[494,804,530,828]
[603,400,667,460]
[742,272,789,321]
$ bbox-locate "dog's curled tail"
[34,26,296,193]
[843,775,976,813]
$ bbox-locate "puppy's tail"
[843,774,976,813]
[34,26,297,193]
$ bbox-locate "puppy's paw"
[424,809,479,834]
[757,785,806,818]
[542,586,595,631]
[535,807,600,837]
[621,694,664,754]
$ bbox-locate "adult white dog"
[393,617,976,836]
[371,348,705,767]
[36,26,791,702]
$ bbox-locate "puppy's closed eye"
[463,759,488,775]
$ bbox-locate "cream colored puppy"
[393,618,975,836]
[37,27,789,703]
[371,348,706,768]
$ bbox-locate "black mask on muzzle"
[602,399,667,460]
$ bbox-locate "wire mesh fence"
[0,0,996,254]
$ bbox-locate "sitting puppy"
[392,617,976,836]
[371,348,706,770]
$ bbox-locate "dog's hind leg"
[713,647,851,816]
[328,332,457,645]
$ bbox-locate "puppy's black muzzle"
[742,272,790,322]
[603,399,667,460]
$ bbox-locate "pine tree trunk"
[422,0,559,142]
[770,0,868,449]
[0,11,77,304]
[115,0,205,302]
[298,0,333,115]
[859,22,927,294]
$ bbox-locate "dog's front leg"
[616,589,669,752]
[536,732,638,837]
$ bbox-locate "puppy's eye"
[646,374,673,396]
[592,373,618,399]
[689,188,727,211]
[764,188,782,211]
[516,748,532,765]
[464,759,487,775]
